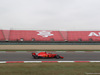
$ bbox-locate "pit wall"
[0,45,100,50]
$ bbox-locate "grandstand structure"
[0,30,100,42]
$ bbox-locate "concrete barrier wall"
[0,45,100,50]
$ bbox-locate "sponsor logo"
[37,31,54,37]
[88,32,100,36]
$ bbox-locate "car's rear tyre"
[33,55,38,59]
[56,55,60,59]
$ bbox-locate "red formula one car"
[32,52,63,59]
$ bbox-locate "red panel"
[9,30,64,41]
[9,30,35,41]
[68,31,100,41]
[60,31,67,41]
[2,30,10,41]
[0,30,5,41]
[33,30,64,41]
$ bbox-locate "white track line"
[0,61,100,63]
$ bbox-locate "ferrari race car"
[32,52,63,59]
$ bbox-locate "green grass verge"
[0,63,100,75]
[0,49,100,51]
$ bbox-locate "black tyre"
[34,55,38,59]
[56,55,60,59]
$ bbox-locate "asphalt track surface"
[0,51,100,61]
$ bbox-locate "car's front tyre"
[33,55,38,59]
[56,55,60,59]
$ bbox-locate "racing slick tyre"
[56,55,60,59]
[33,55,38,59]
